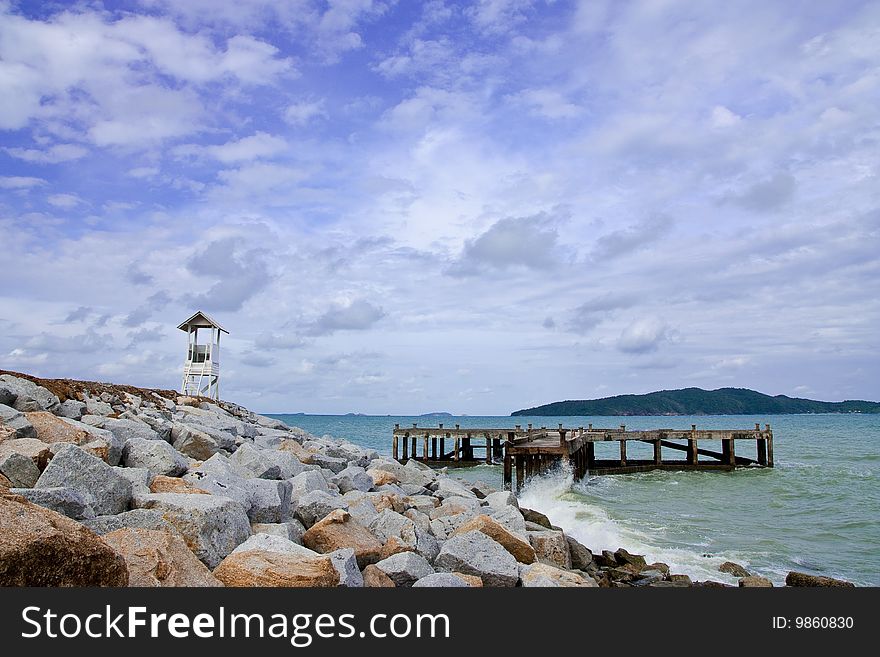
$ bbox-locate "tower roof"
[177,310,228,333]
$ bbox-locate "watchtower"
[178,310,227,400]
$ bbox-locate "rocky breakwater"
[0,371,856,588]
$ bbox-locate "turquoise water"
[270,413,880,586]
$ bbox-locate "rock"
[520,562,599,587]
[402,494,438,514]
[489,504,528,537]
[648,562,670,575]
[35,444,131,515]
[370,460,433,488]
[719,560,750,578]
[55,399,86,420]
[668,574,693,584]
[0,472,11,491]
[413,573,470,587]
[332,465,374,493]
[29,412,121,464]
[262,450,307,479]
[183,454,253,509]
[102,417,161,445]
[103,528,222,587]
[135,493,251,568]
[308,453,348,473]
[229,443,281,479]
[367,468,398,487]
[213,550,339,587]
[171,424,222,460]
[247,478,292,523]
[251,521,305,544]
[288,470,330,501]
[294,490,347,527]
[83,509,176,535]
[566,535,594,570]
[0,494,127,586]
[0,403,37,439]
[0,438,52,470]
[739,575,774,587]
[452,573,483,587]
[347,499,380,527]
[253,415,289,431]
[451,514,536,564]
[430,511,477,540]
[485,490,518,510]
[0,383,15,407]
[123,438,188,476]
[116,466,153,496]
[0,375,59,412]
[10,486,95,519]
[374,551,434,587]
[785,571,854,587]
[0,452,41,487]
[595,550,618,568]
[232,533,316,557]
[529,530,572,569]
[404,508,432,534]
[83,396,114,416]
[520,507,552,529]
[302,509,383,568]
[369,509,439,561]
[631,569,666,586]
[329,548,364,587]
[435,476,476,499]
[149,475,209,495]
[435,530,519,587]
[362,564,396,587]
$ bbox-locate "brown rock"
[785,571,854,587]
[739,575,773,587]
[0,494,128,586]
[278,439,314,461]
[369,493,404,514]
[668,574,693,584]
[719,560,750,578]
[149,475,209,495]
[528,530,571,569]
[302,509,383,568]
[176,396,201,407]
[595,550,618,568]
[25,412,93,446]
[615,548,647,570]
[379,536,415,560]
[521,562,598,587]
[648,562,670,575]
[452,514,536,564]
[0,425,16,443]
[0,438,52,471]
[213,549,339,587]
[362,564,396,587]
[103,528,222,587]
[367,469,398,486]
[0,472,12,491]
[520,507,552,529]
[453,573,483,587]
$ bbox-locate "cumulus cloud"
[306,300,385,336]
[123,291,172,327]
[617,317,672,354]
[187,237,273,312]
[4,143,88,164]
[448,214,561,277]
[570,294,638,333]
[173,132,287,164]
[284,99,328,126]
[0,176,46,189]
[724,172,796,213]
[590,215,674,261]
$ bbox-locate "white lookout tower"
[178,310,228,401]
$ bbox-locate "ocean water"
[269,413,880,586]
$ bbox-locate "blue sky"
[1,0,878,413]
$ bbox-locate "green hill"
[511,388,880,416]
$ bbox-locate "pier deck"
[391,422,774,491]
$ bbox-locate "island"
[511,387,880,416]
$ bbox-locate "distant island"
[511,387,880,416]
[418,412,454,417]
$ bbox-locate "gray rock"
[435,476,477,500]
[430,511,477,540]
[485,491,518,510]
[0,383,16,406]
[83,395,114,416]
[11,486,95,520]
[632,570,666,586]
[294,490,346,527]
[57,417,124,466]
[251,520,306,544]
[55,399,86,420]
[122,437,188,476]
[114,466,153,496]
[307,453,348,473]
[400,483,432,496]
[183,454,253,510]
[229,443,281,479]
[490,504,527,537]
[0,403,36,439]
[0,452,41,487]
[528,530,572,569]
[330,548,364,587]
[374,551,434,587]
[262,450,307,479]
[34,444,131,515]
[369,509,439,561]
[247,478,292,523]
[332,465,373,493]
[288,470,329,501]
[402,495,437,514]
[369,460,433,488]
[83,509,176,535]
[253,414,290,431]
[137,413,173,441]
[171,423,223,460]
[566,535,594,571]
[412,573,470,587]
[0,375,60,412]
[347,499,379,527]
[435,530,519,587]
[135,492,251,568]
[232,533,316,557]
[102,417,161,444]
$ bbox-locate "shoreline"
[0,371,855,588]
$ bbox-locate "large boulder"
[412,573,470,587]
[27,412,121,464]
[122,437,188,476]
[0,452,41,488]
[134,493,251,568]
[103,528,222,587]
[288,470,330,502]
[262,450,307,479]
[294,490,347,528]
[529,530,572,569]
[373,551,434,587]
[302,509,383,568]
[369,509,439,561]
[566,535,594,571]
[149,475,209,495]
[718,560,750,578]
[247,478,292,523]
[435,530,519,587]
[0,375,59,413]
[251,520,305,544]
[435,476,477,500]
[55,399,86,420]
[451,514,536,564]
[183,454,252,509]
[329,547,364,587]
[213,550,339,587]
[519,562,599,587]
[171,424,223,460]
[102,418,161,444]
[0,438,52,471]
[229,444,281,479]
[785,571,854,587]
[0,494,127,586]
[34,444,131,515]
[485,490,518,510]
[362,564,396,587]
[331,465,374,493]
[0,404,36,439]
[11,486,95,519]
[83,509,177,535]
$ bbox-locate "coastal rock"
[83,509,176,535]
[229,443,281,479]
[739,576,773,587]
[374,551,434,587]
[135,492,251,568]
[10,486,96,520]
[213,550,339,587]
[288,470,330,501]
[55,399,86,420]
[435,476,476,500]
[0,438,53,471]
[262,450,307,479]
[520,562,599,587]
[247,478,292,523]
[451,514,536,564]
[566,536,594,571]
[251,521,305,544]
[329,547,364,587]
[0,452,41,488]
[171,424,223,460]
[520,507,552,529]
[183,454,252,509]
[30,412,122,464]
[529,530,572,569]
[102,417,161,445]
[0,494,127,586]
[83,395,114,416]
[149,475,208,495]
[294,490,347,527]
[367,468,398,487]
[785,571,854,587]
[332,465,374,493]
[362,564,396,587]
[489,504,528,537]
[0,404,37,439]
[485,491,518,510]
[0,375,59,413]
[34,443,131,515]
[718,561,750,578]
[435,530,519,587]
[668,574,693,585]
[232,533,315,557]
[412,573,470,587]
[116,467,152,497]
[103,528,222,587]
[122,437,188,476]
[302,509,383,567]
[369,509,439,561]
[401,494,438,514]
[369,460,433,489]
[430,511,476,540]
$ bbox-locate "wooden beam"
[653,439,661,465]
[503,451,512,490]
[392,435,399,461]
[619,440,627,466]
[757,438,767,466]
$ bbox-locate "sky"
[0,0,878,414]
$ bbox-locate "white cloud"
[47,193,85,209]
[284,99,328,126]
[5,143,88,163]
[617,317,672,355]
[174,132,288,163]
[0,176,47,189]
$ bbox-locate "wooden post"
[688,424,698,465]
[503,451,512,490]
[442,433,448,459]
[411,436,417,460]
[559,428,567,446]
[423,434,429,460]
[619,439,627,466]
[485,436,492,464]
[402,433,409,460]
[766,427,774,467]
[757,438,767,466]
[586,442,595,470]
[393,435,399,461]
[722,438,735,466]
[653,439,662,465]
[515,456,524,493]
[453,437,460,462]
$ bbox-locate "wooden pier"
[392,422,774,491]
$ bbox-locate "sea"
[268,413,880,586]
